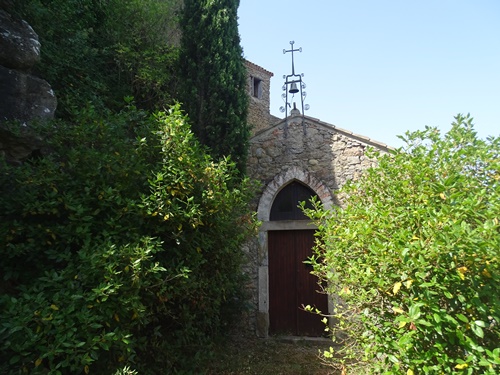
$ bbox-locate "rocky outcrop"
[0,65,56,122]
[0,9,57,164]
[0,9,41,70]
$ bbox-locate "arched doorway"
[268,181,328,336]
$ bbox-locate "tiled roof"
[245,59,274,77]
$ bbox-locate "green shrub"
[307,115,500,374]
[0,104,257,374]
[11,0,181,117]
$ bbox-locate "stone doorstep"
[272,335,332,344]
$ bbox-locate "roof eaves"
[305,115,394,151]
[244,59,274,77]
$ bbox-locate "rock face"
[0,9,57,164]
[0,65,56,122]
[0,10,41,70]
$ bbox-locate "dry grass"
[205,335,340,375]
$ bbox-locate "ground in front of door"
[206,335,340,375]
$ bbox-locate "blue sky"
[238,0,500,147]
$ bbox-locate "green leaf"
[408,304,421,320]
[444,291,453,298]
[471,323,484,338]
[9,355,20,365]
[433,313,441,323]
[387,354,400,364]
[474,320,486,328]
[457,314,469,323]
[416,319,432,327]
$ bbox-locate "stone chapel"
[243,60,391,338]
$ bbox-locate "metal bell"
[289,82,299,94]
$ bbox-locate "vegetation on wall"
[9,0,183,117]
[179,0,249,174]
[1,1,258,373]
[0,104,257,374]
[8,0,250,167]
[306,115,500,374]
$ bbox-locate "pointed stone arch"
[257,166,334,222]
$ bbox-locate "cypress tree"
[179,0,249,174]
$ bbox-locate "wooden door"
[268,230,328,336]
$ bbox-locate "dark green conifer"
[179,0,249,174]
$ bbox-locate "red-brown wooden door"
[268,229,328,336]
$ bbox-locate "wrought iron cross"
[280,41,309,127]
[283,41,302,77]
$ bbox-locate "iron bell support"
[280,41,309,131]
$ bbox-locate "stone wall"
[248,113,389,197]
[245,60,274,136]
[243,111,390,336]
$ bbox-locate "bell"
[289,82,299,94]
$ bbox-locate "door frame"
[255,167,335,337]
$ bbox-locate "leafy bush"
[0,104,257,374]
[307,115,500,374]
[10,0,182,117]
